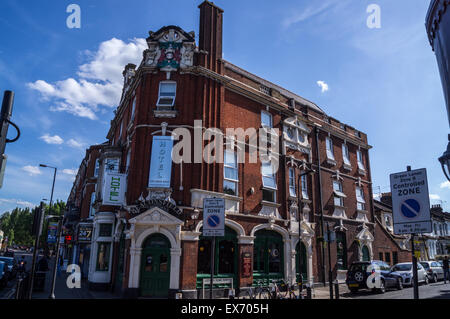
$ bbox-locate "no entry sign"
[390,168,432,234]
[202,198,225,237]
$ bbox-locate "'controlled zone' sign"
[390,168,432,235]
[202,198,225,237]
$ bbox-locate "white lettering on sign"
[390,168,432,235]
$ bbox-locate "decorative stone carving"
[145,26,196,72]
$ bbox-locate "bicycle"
[242,279,271,299]
[272,279,302,299]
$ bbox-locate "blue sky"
[0,0,449,215]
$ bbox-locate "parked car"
[420,261,444,283]
[391,262,429,286]
[0,257,16,280]
[3,250,14,258]
[346,260,405,294]
[0,261,7,288]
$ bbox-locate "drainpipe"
[315,126,326,286]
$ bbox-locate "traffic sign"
[390,168,432,234]
[202,198,225,237]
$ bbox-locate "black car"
[346,260,406,294]
[3,250,14,258]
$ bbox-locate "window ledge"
[343,163,352,171]
[261,200,281,208]
[153,109,178,118]
[358,168,366,176]
[326,158,337,166]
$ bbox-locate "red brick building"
[66,1,376,298]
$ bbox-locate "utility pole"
[406,165,419,300]
[29,202,45,299]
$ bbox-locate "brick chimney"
[380,192,392,207]
[198,1,223,73]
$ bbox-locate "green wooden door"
[296,241,307,283]
[140,234,171,298]
[362,245,370,262]
[253,230,284,286]
[115,234,125,290]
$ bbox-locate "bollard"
[334,281,339,300]
[306,285,312,299]
[228,288,235,299]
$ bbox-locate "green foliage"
[0,200,66,248]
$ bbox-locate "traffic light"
[0,90,20,188]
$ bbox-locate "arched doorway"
[362,245,370,262]
[139,234,171,298]
[253,230,284,285]
[196,227,238,288]
[296,241,307,283]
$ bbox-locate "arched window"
[253,230,284,285]
[197,227,238,288]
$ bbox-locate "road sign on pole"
[390,168,432,235]
[202,198,225,237]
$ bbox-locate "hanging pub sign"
[102,173,127,206]
[148,136,174,188]
[77,224,93,243]
[242,252,252,278]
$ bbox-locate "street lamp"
[438,134,450,182]
[40,164,59,299]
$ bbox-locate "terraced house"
[65,1,376,298]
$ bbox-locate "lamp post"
[40,164,59,299]
[439,134,450,182]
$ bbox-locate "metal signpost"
[390,166,432,300]
[202,198,225,299]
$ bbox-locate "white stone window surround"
[342,142,352,171]
[190,188,242,214]
[357,148,366,175]
[288,167,296,197]
[325,134,336,166]
[283,118,310,150]
[156,81,177,108]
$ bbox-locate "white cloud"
[317,80,329,93]
[21,165,42,176]
[282,1,337,29]
[429,194,441,200]
[440,181,450,189]
[40,134,64,145]
[66,139,85,149]
[62,169,77,176]
[0,198,35,208]
[27,38,147,120]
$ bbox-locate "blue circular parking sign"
[401,199,420,218]
[207,215,220,228]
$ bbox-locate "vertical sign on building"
[148,136,174,188]
[102,173,127,206]
[390,168,432,234]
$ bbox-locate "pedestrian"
[443,256,449,284]
[57,255,63,276]
[37,255,49,272]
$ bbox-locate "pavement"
[2,251,119,300]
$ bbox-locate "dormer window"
[157,82,176,108]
